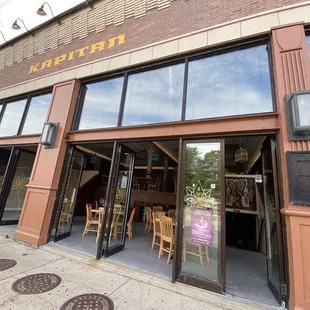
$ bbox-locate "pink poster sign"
[190,208,213,245]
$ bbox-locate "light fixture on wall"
[0,31,7,42]
[40,122,59,149]
[286,91,310,140]
[36,2,61,24]
[11,18,29,31]
[234,138,248,163]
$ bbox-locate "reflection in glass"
[181,142,222,284]
[106,147,134,249]
[79,78,124,130]
[57,151,84,236]
[0,99,26,136]
[2,150,36,222]
[307,35,310,59]
[186,45,273,120]
[297,94,310,126]
[122,63,184,126]
[263,144,280,294]
[22,93,51,134]
[0,148,12,193]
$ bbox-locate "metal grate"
[12,273,61,294]
[60,294,114,310]
[0,259,17,271]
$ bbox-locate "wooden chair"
[127,208,136,240]
[183,238,210,266]
[168,209,176,218]
[59,202,74,227]
[151,211,166,249]
[145,207,153,233]
[96,207,105,243]
[82,204,100,236]
[158,215,174,264]
[147,178,157,191]
[133,177,140,190]
[111,205,125,240]
[152,206,163,212]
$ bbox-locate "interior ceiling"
[77,135,267,173]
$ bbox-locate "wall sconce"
[40,122,59,149]
[36,2,61,25]
[11,18,29,31]
[286,91,310,141]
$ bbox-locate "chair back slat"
[86,204,93,221]
[159,216,173,240]
[153,206,163,212]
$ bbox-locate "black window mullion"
[72,85,87,131]
[17,96,32,136]
[117,72,129,127]
[181,58,189,121]
[0,103,7,125]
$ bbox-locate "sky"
[0,0,84,42]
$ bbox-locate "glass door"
[97,143,135,258]
[175,139,226,293]
[54,148,85,241]
[261,137,286,305]
[0,148,36,225]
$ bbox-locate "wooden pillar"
[163,155,168,192]
[14,79,80,246]
[271,23,310,310]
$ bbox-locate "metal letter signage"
[28,34,126,74]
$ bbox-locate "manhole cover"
[12,273,61,294]
[60,294,114,310]
[0,259,17,271]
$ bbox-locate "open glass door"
[261,137,286,305]
[54,148,85,241]
[175,139,226,293]
[97,143,135,258]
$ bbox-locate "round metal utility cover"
[12,273,61,294]
[0,259,17,271]
[60,294,114,310]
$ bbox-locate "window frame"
[0,89,52,137]
[73,35,275,131]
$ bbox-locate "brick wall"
[0,0,306,90]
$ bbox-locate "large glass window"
[307,35,310,59]
[0,99,27,136]
[22,93,51,135]
[185,45,273,120]
[122,63,184,126]
[78,77,124,130]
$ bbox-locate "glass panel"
[22,93,51,135]
[0,99,27,136]
[297,94,310,126]
[181,142,222,285]
[186,45,273,120]
[307,35,310,59]
[106,147,135,250]
[0,148,12,192]
[56,150,84,236]
[263,143,281,294]
[122,63,184,126]
[1,150,36,222]
[78,77,124,130]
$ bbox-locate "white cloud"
[0,0,83,42]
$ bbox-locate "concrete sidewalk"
[0,231,278,310]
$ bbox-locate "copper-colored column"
[271,23,310,310]
[14,79,81,246]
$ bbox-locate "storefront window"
[0,99,27,136]
[307,35,310,58]
[22,93,51,135]
[78,77,124,130]
[0,148,12,192]
[185,45,273,120]
[122,63,184,126]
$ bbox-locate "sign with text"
[190,208,213,245]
